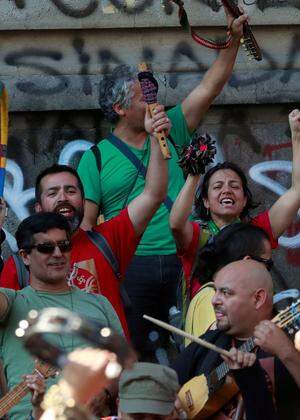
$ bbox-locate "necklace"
[207,220,220,235]
[31,286,75,353]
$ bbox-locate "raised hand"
[144,104,171,137]
[289,109,300,136]
[224,4,248,40]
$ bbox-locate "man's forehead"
[41,172,79,190]
[214,265,242,290]
[214,273,235,290]
[34,228,68,241]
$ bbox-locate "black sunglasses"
[248,255,274,271]
[28,240,72,254]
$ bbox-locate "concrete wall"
[1,0,300,289]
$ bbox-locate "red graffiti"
[263,141,292,159]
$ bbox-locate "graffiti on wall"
[3,133,298,253]
[249,160,300,249]
[3,33,300,101]
[2,0,298,275]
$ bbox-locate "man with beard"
[0,130,168,339]
[172,260,300,419]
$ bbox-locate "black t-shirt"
[172,330,299,420]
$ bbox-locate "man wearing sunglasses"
[0,131,168,340]
[0,212,124,419]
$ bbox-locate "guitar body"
[178,374,239,419]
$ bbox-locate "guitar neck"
[213,337,255,382]
[0,380,29,417]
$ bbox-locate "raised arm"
[170,174,200,254]
[128,109,168,236]
[268,109,300,238]
[182,10,247,132]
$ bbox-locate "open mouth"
[55,204,75,218]
[220,198,234,207]
[214,309,226,320]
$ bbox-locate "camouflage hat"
[119,362,179,415]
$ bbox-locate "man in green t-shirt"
[0,212,123,419]
[78,10,248,359]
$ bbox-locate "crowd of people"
[0,5,299,420]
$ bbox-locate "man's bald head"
[212,260,274,338]
[216,260,273,295]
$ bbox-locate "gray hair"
[99,65,136,123]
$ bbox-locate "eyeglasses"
[248,255,274,271]
[28,240,72,254]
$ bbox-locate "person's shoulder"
[167,103,182,118]
[78,138,113,167]
[0,287,18,298]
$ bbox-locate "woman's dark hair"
[16,212,71,251]
[194,161,258,220]
[192,222,271,283]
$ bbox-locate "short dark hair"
[16,212,71,251]
[194,162,258,220]
[35,164,84,203]
[192,222,271,282]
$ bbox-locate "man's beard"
[216,319,231,332]
[67,211,83,233]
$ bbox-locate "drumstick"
[143,314,231,357]
[138,63,171,160]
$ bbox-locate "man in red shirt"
[0,125,169,339]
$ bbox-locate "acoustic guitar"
[178,299,300,419]
[221,0,262,61]
[0,360,56,417]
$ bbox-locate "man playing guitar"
[172,260,300,420]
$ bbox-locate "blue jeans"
[123,254,182,361]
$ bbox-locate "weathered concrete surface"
[2,69,300,111]
[2,104,300,289]
[0,0,299,29]
[1,26,299,111]
[0,0,299,289]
